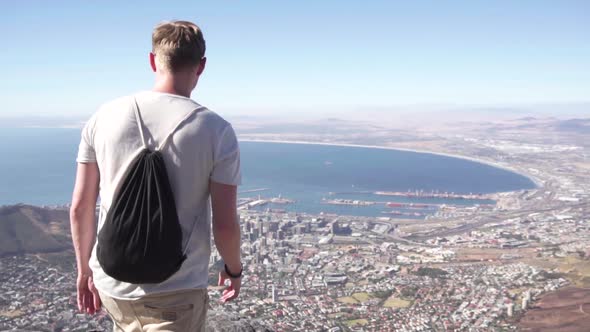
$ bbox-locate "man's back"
[70,20,243,331]
[77,91,241,298]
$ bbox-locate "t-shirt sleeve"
[76,114,97,163]
[210,124,242,186]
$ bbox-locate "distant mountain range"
[554,118,590,134]
[497,117,590,134]
[0,204,71,256]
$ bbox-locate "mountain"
[0,204,71,256]
[554,118,590,134]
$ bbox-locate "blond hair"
[152,20,206,72]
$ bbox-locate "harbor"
[330,190,491,201]
[237,189,494,219]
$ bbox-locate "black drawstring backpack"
[97,98,203,284]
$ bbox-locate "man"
[70,20,242,331]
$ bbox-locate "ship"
[410,203,429,208]
[270,194,295,204]
[386,202,436,209]
[322,198,375,206]
[381,210,426,217]
[382,210,403,215]
[375,190,489,201]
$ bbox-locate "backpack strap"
[132,97,205,151]
[132,98,149,149]
[157,105,206,151]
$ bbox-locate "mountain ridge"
[0,204,71,256]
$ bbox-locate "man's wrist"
[224,263,243,278]
[77,264,91,275]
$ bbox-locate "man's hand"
[218,269,241,303]
[77,270,101,314]
[70,162,100,314]
[211,180,242,303]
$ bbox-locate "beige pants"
[99,289,209,332]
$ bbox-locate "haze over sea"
[0,128,536,217]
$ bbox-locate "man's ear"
[149,52,157,72]
[197,57,207,76]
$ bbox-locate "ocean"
[0,128,536,217]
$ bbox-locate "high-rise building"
[271,285,277,303]
[522,290,531,310]
[261,236,267,248]
[269,221,279,232]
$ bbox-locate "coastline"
[238,138,543,189]
[5,126,542,188]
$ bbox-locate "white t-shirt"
[77,91,241,299]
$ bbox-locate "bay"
[0,128,536,217]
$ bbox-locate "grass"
[352,292,372,303]
[559,256,590,287]
[337,296,359,304]
[0,309,24,318]
[345,319,368,327]
[337,292,373,304]
[507,287,528,298]
[526,256,590,287]
[383,296,412,308]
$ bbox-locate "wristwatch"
[224,263,243,279]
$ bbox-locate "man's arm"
[70,162,100,314]
[210,180,242,302]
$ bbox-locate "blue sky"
[0,1,588,118]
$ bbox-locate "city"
[1,117,589,331]
[1,2,588,331]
